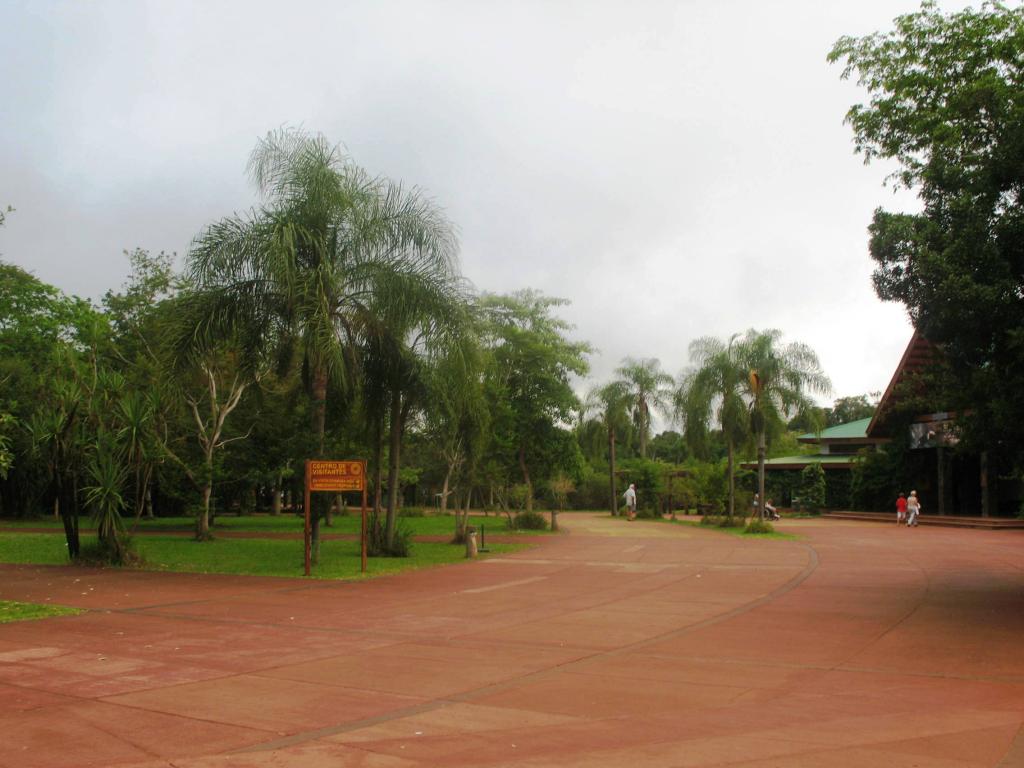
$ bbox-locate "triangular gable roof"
[866,331,939,438]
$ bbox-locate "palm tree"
[739,329,831,519]
[615,358,673,459]
[83,435,129,561]
[363,298,468,550]
[584,382,631,516]
[183,128,458,561]
[676,335,749,517]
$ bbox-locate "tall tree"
[615,358,673,459]
[480,291,590,513]
[183,128,458,561]
[740,329,831,518]
[584,381,631,516]
[677,334,749,517]
[830,2,1024,470]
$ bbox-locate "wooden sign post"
[304,459,367,576]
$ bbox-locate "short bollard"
[465,526,478,558]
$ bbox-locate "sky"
[0,0,976,411]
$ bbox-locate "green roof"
[799,417,872,442]
[741,454,856,469]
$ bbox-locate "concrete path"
[1,513,1023,767]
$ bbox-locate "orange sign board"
[306,460,365,492]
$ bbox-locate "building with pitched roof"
[743,331,1021,515]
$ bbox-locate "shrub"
[510,510,548,530]
[77,536,141,566]
[744,518,775,534]
[635,505,660,519]
[366,516,413,557]
[398,507,427,518]
[799,463,826,511]
[572,468,608,510]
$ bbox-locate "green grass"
[0,532,529,580]
[0,599,83,623]
[0,512,548,537]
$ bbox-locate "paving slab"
[2,513,1024,766]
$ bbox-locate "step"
[820,511,1024,529]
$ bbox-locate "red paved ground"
[1,513,1023,767]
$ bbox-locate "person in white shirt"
[622,484,637,521]
[906,490,921,527]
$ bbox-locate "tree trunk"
[639,410,648,459]
[271,472,282,516]
[196,446,215,539]
[937,446,946,516]
[980,451,990,518]
[726,438,735,517]
[385,388,403,549]
[453,489,466,541]
[310,364,328,564]
[440,462,454,516]
[196,483,212,539]
[518,442,533,513]
[373,416,384,516]
[608,428,618,516]
[145,485,154,519]
[757,429,766,521]
[57,488,79,559]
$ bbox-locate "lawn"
[0,599,83,623]
[0,532,529,580]
[0,512,547,538]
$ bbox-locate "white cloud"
[1,0,971,403]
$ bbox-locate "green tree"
[648,430,688,464]
[361,289,468,551]
[183,128,458,562]
[799,462,826,512]
[825,394,878,427]
[740,329,831,519]
[0,412,14,481]
[480,291,590,513]
[677,335,750,517]
[830,2,1024,470]
[423,334,489,540]
[615,358,673,459]
[584,381,631,516]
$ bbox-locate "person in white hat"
[623,484,637,521]
[906,490,921,527]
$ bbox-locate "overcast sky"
[1,1,976,410]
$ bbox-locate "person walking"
[623,483,637,521]
[906,490,921,527]
[896,492,907,525]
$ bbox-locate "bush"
[398,507,428,518]
[572,468,609,510]
[744,519,775,534]
[700,514,742,528]
[366,516,413,557]
[799,463,826,511]
[510,510,548,530]
[850,445,903,510]
[76,536,141,566]
[635,505,660,519]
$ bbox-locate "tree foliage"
[831,1,1024,467]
